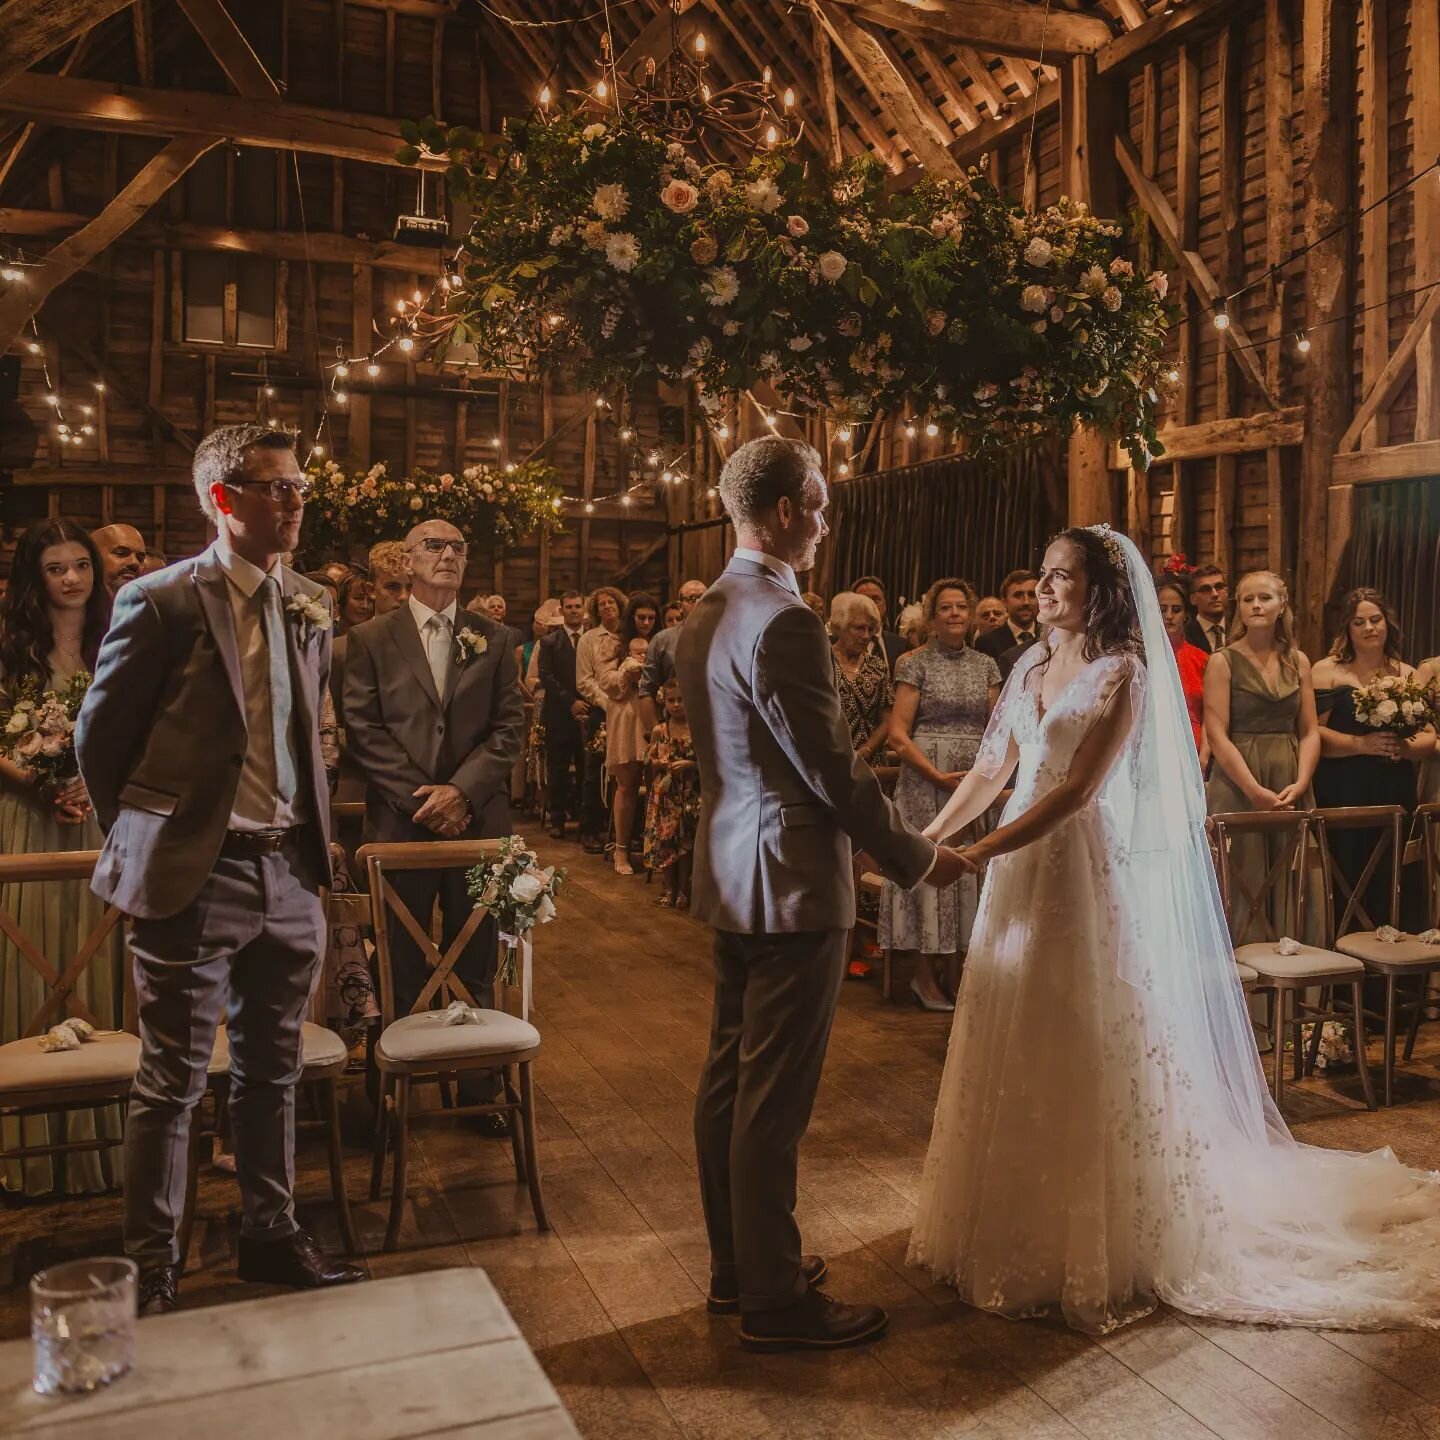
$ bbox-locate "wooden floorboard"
[7,834,1440,1438]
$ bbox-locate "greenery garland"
[299,456,564,559]
[402,111,1173,468]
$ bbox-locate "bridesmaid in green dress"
[1203,570,1322,943]
[0,520,124,1196]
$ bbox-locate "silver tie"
[259,578,298,810]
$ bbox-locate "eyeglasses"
[1193,582,1228,596]
[409,538,468,557]
[226,479,312,504]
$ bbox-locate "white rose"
[4,711,27,736]
[660,178,699,214]
[510,872,544,904]
[1024,237,1053,266]
[1020,284,1048,314]
[534,894,557,925]
[818,250,847,283]
[1376,699,1399,722]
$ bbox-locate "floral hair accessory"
[1086,522,1125,568]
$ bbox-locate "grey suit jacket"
[342,605,524,840]
[675,557,935,934]
[76,544,334,920]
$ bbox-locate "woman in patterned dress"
[829,591,894,766]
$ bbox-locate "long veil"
[1105,525,1440,1328]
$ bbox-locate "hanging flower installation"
[299,457,565,559]
[400,110,1171,468]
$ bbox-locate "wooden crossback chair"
[1209,811,1376,1111]
[0,852,135,1188]
[1313,805,1440,1106]
[359,840,547,1251]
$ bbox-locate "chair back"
[0,851,126,1037]
[1206,810,1312,946]
[1309,805,1406,939]
[356,840,523,1026]
[1418,802,1440,928]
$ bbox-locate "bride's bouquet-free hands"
[1,671,92,820]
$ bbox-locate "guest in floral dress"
[829,591,894,767]
[598,592,658,875]
[643,679,701,907]
[883,579,1000,1010]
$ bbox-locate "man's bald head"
[91,524,148,596]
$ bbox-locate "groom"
[677,435,971,1352]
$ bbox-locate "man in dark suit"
[1185,564,1231,652]
[343,519,525,1128]
[536,590,587,840]
[77,423,364,1315]
[850,575,908,672]
[677,436,971,1353]
[976,568,1042,664]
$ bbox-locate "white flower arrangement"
[605,231,640,272]
[455,627,489,664]
[286,592,331,636]
[467,835,566,984]
[592,182,629,222]
[702,264,739,306]
[1353,672,1437,737]
[1023,237,1053,266]
[744,176,782,213]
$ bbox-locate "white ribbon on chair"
[499,931,534,1022]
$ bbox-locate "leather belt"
[222,826,299,858]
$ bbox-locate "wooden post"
[580,408,596,593]
[538,372,553,602]
[350,263,371,466]
[1212,24,1244,576]
[1266,0,1295,575]
[1413,0,1440,438]
[1298,0,1356,655]
[1359,0,1389,450]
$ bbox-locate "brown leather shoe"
[237,1229,365,1289]
[739,1287,888,1353]
[137,1263,179,1317]
[708,1254,827,1315]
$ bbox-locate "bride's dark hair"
[1050,526,1143,662]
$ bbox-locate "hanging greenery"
[299,456,565,559]
[401,110,1172,468]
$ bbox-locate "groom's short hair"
[718,436,822,528]
[191,423,296,523]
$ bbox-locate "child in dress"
[643,678,700,908]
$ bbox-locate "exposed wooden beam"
[62,331,200,453]
[1115,133,1280,410]
[1264,0,1294,574]
[1108,408,1306,468]
[0,135,217,353]
[12,464,191,487]
[175,0,280,98]
[1096,0,1240,77]
[1412,0,1440,437]
[1337,281,1440,451]
[0,74,466,169]
[911,37,982,130]
[954,45,1008,118]
[841,13,963,167]
[1331,439,1440,486]
[0,0,135,91]
[0,29,90,198]
[890,72,1057,185]
[829,0,1112,59]
[1358,0,1389,448]
[616,0,701,76]
[812,6,845,164]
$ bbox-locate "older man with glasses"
[342,518,525,1133]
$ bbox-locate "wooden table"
[0,1267,581,1440]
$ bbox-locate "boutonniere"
[286,592,331,638]
[455,627,489,665]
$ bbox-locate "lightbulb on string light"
[44,393,58,406]
[837,427,852,442]
[584,501,595,514]
[367,362,380,378]
[925,421,939,438]
[312,444,325,457]
[763,411,776,427]
[335,390,349,403]
[620,493,632,507]
[1165,366,1180,383]
[505,462,516,473]
[26,342,39,354]
[335,363,349,379]
[81,424,94,436]
[491,435,502,448]
[903,421,916,438]
[715,423,729,438]
[662,470,674,484]
[838,462,850,476]
[1213,308,1230,331]
[398,335,415,352]
[94,381,105,393]
[80,405,92,417]
[264,386,276,398]
[1294,331,1312,355]
[707,486,718,499]
[619,426,634,441]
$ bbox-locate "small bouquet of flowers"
[1351,672,1437,737]
[1160,552,1196,579]
[0,672,91,790]
[586,722,608,756]
[466,834,566,986]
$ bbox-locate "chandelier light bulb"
[765,125,778,147]
[395,299,407,314]
[763,65,773,85]
[539,85,551,107]
[701,83,711,102]
[784,87,795,110]
[412,289,423,305]
[596,78,608,101]
[367,362,380,377]
[694,32,706,55]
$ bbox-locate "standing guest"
[1203,571,1320,942]
[304,571,341,616]
[828,591,894,767]
[801,591,826,621]
[1312,589,1436,929]
[335,569,372,633]
[140,550,168,577]
[662,601,684,629]
[884,579,1000,1011]
[576,586,626,854]
[77,424,364,1315]
[1156,578,1210,765]
[644,677,700,908]
[975,569,1041,663]
[0,521,120,1197]
[1419,653,1440,805]
[599,592,659,875]
[1186,564,1231,653]
[973,595,1007,637]
[90,524,149,598]
[343,519,525,1129]
[639,577,707,732]
[851,575,908,672]
[521,600,562,817]
[366,540,412,617]
[537,591,588,839]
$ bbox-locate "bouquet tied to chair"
[466,834,566,986]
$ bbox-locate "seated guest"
[599,593,659,875]
[524,599,562,817]
[639,577,706,732]
[90,524,148,598]
[367,540,411,617]
[1156,578,1210,765]
[0,520,121,1197]
[884,578,999,1011]
[1186,564,1231,653]
[576,586,626,854]
[829,590,894,768]
[644,678,700,908]
[975,569,1041,662]
[537,592,588,838]
[662,601,683,629]
[973,595,1007,637]
[851,575,908,671]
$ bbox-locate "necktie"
[258,578,298,810]
[425,614,451,695]
[570,629,580,650]
[1211,624,1226,649]
[1017,630,1035,645]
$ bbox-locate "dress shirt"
[215,539,303,831]
[408,593,458,697]
[732,546,802,598]
[576,624,615,710]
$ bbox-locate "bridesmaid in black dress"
[1311,589,1436,931]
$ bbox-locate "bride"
[907,523,1440,1335]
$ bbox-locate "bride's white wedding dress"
[908,532,1440,1336]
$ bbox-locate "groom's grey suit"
[677,552,936,1311]
[77,542,333,1265]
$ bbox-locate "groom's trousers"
[694,927,848,1312]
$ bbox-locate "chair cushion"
[376,1009,540,1067]
[1334,931,1440,968]
[1235,942,1365,981]
[0,1030,140,1094]
[1235,961,1260,987]
[209,1022,349,1077]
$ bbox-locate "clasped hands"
[854,842,979,887]
[413,782,471,838]
[48,776,92,827]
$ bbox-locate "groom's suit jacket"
[676,555,934,934]
[342,604,524,840]
[76,544,334,920]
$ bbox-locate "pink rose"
[786,214,809,238]
[15,731,43,759]
[660,178,699,214]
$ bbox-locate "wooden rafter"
[0,134,217,352]
[1337,283,1440,451]
[0,0,136,91]
[910,37,982,130]
[0,29,90,198]
[1097,0,1239,76]
[828,0,1113,60]
[811,6,845,164]
[770,1,884,161]
[615,0,701,77]
[174,0,280,98]
[952,46,1008,118]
